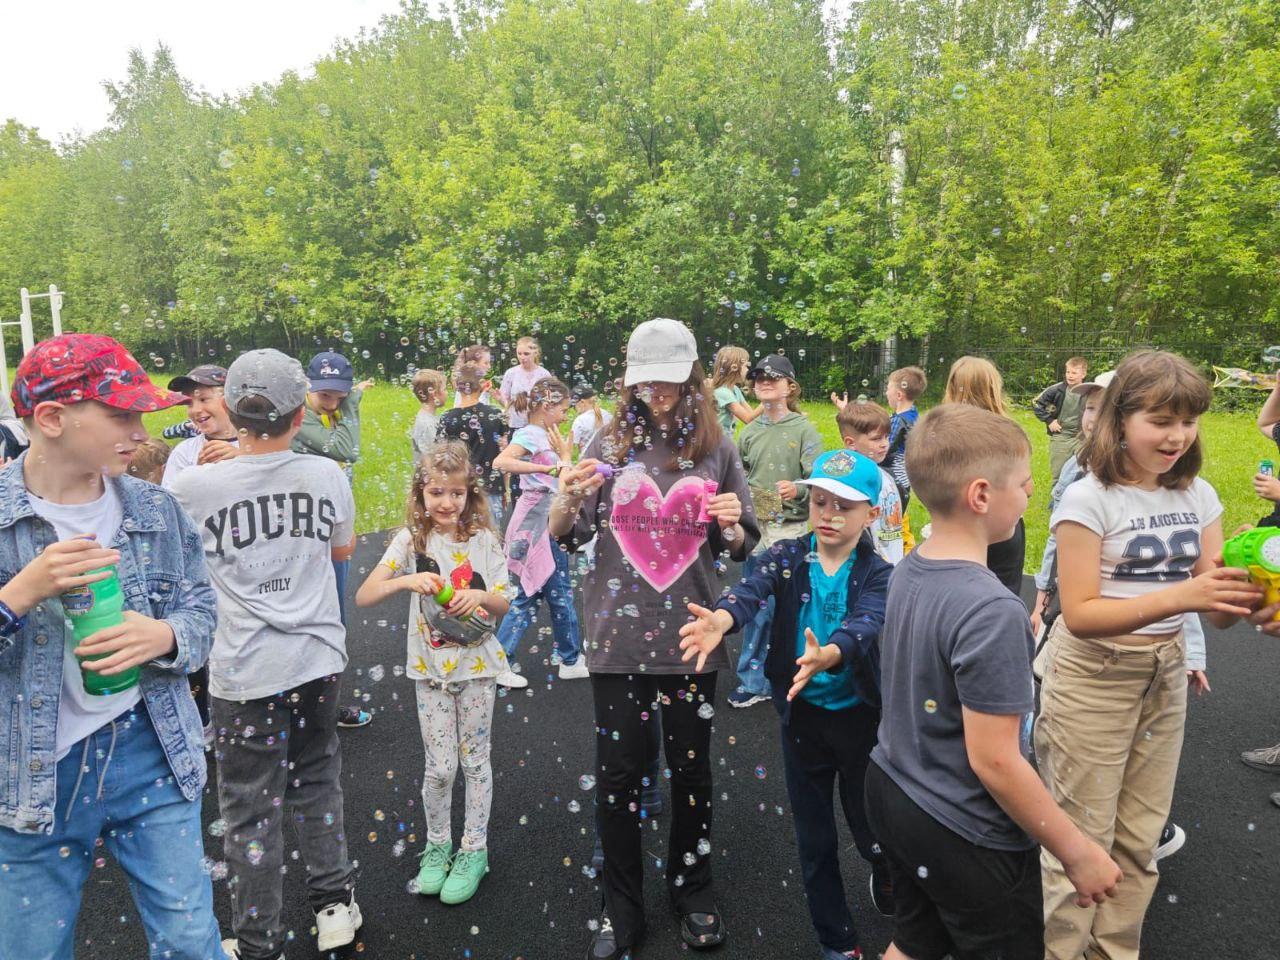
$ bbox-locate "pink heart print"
[610,473,710,592]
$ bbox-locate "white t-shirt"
[1051,473,1223,634]
[26,484,141,760]
[377,527,510,684]
[170,450,355,699]
[411,410,439,457]
[509,424,560,493]
[872,465,904,565]
[161,433,239,489]
[571,409,612,452]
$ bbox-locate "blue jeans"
[734,550,774,696]
[0,709,226,960]
[332,557,350,624]
[487,492,506,532]
[496,543,583,666]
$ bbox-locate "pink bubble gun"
[594,463,615,479]
[698,480,718,523]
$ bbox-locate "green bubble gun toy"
[1222,527,1280,620]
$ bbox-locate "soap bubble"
[579,774,597,791]
[246,839,265,866]
[217,149,237,169]
[951,83,967,100]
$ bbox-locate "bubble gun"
[1222,527,1280,621]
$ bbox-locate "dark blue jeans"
[496,543,583,666]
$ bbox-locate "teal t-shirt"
[797,544,860,711]
[713,384,746,434]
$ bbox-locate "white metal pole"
[48,284,63,338]
[19,288,35,354]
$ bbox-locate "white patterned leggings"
[415,677,497,852]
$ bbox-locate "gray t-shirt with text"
[871,550,1036,851]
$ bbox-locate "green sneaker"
[440,848,489,904]
[414,842,453,896]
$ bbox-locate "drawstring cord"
[61,715,121,824]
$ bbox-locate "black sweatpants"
[591,672,718,948]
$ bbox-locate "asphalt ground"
[73,532,1279,960]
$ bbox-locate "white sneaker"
[221,939,282,960]
[315,897,363,951]
[558,659,590,680]
[496,667,529,689]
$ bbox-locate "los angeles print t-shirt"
[170,451,354,699]
[377,526,510,684]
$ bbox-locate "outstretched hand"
[788,627,842,701]
[678,602,733,673]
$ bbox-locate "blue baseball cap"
[306,351,354,392]
[796,449,882,503]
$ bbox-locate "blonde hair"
[906,404,1031,516]
[576,393,605,431]
[515,336,541,364]
[405,440,494,554]
[1079,350,1211,491]
[888,366,927,401]
[710,346,750,390]
[412,368,447,405]
[512,375,569,419]
[128,437,172,484]
[836,401,891,439]
[942,357,1007,416]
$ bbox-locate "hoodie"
[737,410,824,524]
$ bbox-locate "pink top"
[499,363,551,428]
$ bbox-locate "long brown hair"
[512,376,569,420]
[601,362,723,469]
[1078,350,1211,490]
[943,356,1007,416]
[709,346,750,390]
[405,440,494,554]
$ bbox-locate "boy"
[161,364,239,486]
[836,401,904,564]
[679,450,893,960]
[0,334,225,959]
[1033,356,1088,483]
[438,362,508,524]
[864,404,1121,960]
[410,367,447,457]
[731,353,824,708]
[170,349,362,960]
[292,349,374,728]
[883,365,926,508]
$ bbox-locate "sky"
[0,0,409,143]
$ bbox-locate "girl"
[354,441,511,906]
[498,336,551,429]
[1039,351,1260,960]
[454,344,494,407]
[942,356,1026,595]
[491,376,587,686]
[570,383,613,458]
[709,345,759,434]
[549,318,759,960]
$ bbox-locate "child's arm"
[293,398,361,462]
[678,554,785,669]
[728,399,760,426]
[1057,519,1260,637]
[493,442,562,477]
[355,562,445,607]
[0,538,121,652]
[1257,380,1280,440]
[963,708,1122,906]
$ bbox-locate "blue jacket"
[714,531,891,722]
[0,455,216,834]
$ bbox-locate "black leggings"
[591,672,718,948]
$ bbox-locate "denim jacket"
[0,454,216,834]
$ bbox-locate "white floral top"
[378,527,510,683]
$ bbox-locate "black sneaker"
[587,915,632,960]
[868,863,894,917]
[1154,822,1186,861]
[678,909,726,950]
[337,706,373,728]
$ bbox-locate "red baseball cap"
[10,334,189,418]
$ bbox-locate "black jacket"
[714,531,892,721]
[1032,381,1068,435]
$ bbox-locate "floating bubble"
[754,765,767,780]
[786,196,798,209]
[209,819,228,837]
[697,702,715,720]
[923,699,938,714]
[246,839,265,866]
[316,103,332,118]
[579,774,597,791]
[917,865,929,879]
[950,83,967,100]
[1101,271,1113,283]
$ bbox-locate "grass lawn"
[128,388,1275,572]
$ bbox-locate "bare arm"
[492,442,560,477]
[1258,382,1280,440]
[330,536,355,563]
[728,401,760,426]
[963,709,1121,906]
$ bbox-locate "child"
[127,436,173,483]
[709,345,759,434]
[454,343,494,407]
[679,449,894,960]
[548,317,758,959]
[160,365,239,485]
[491,376,586,685]
[865,402,1122,960]
[1039,351,1259,960]
[1034,356,1089,483]
[570,383,613,457]
[438,363,508,526]
[498,336,551,429]
[292,349,374,728]
[730,353,823,708]
[884,365,926,507]
[355,440,510,905]
[411,368,447,457]
[170,349,362,960]
[0,334,225,960]
[836,401,905,564]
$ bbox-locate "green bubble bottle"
[63,567,139,696]
[1221,528,1280,623]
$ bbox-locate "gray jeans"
[212,674,354,960]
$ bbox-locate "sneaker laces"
[599,915,615,935]
[452,849,485,876]
[1250,743,1280,765]
[419,844,451,869]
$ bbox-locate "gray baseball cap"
[225,349,309,420]
[623,317,699,387]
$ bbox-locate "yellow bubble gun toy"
[1222,527,1280,621]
